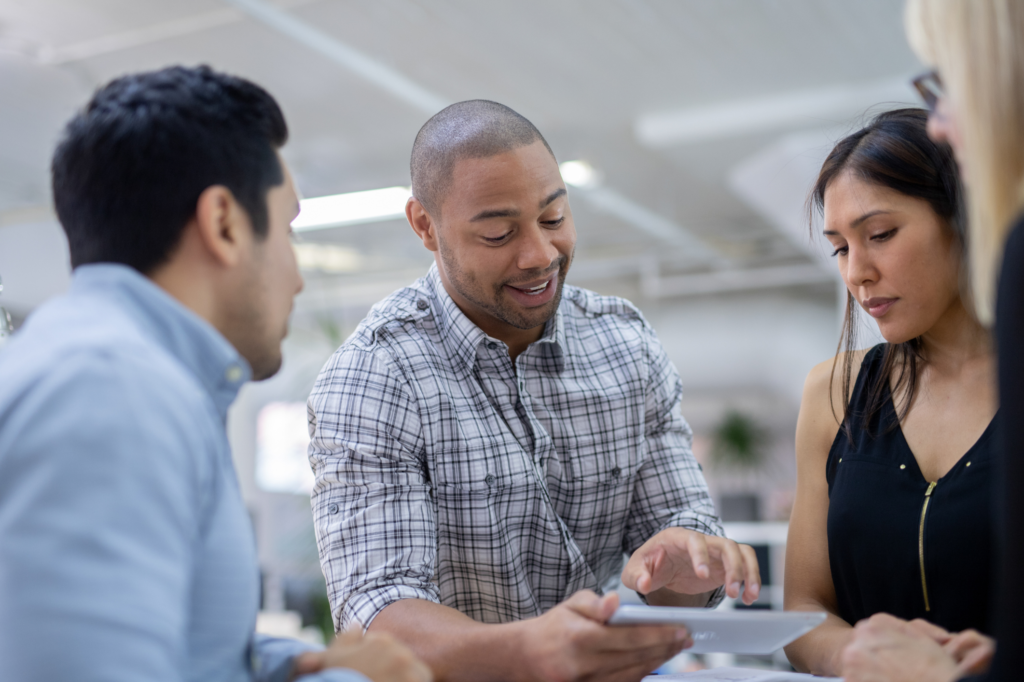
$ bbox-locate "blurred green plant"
[711,410,769,469]
[311,591,336,644]
[318,317,345,350]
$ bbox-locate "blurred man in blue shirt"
[0,65,430,682]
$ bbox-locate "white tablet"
[608,605,827,654]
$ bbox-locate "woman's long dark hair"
[810,108,966,435]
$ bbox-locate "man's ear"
[194,185,250,268]
[406,197,439,253]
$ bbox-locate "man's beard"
[223,261,285,381]
[438,243,569,332]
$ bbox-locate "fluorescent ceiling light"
[559,160,600,188]
[293,243,362,273]
[292,186,411,231]
[635,76,917,147]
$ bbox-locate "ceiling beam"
[39,8,242,64]
[223,0,450,115]
[35,0,312,65]
[571,185,722,263]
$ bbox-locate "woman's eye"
[830,245,848,257]
[871,228,897,242]
[542,217,565,228]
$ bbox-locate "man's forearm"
[369,598,526,682]
[645,587,716,607]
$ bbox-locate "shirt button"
[225,364,243,382]
[416,299,429,311]
[611,467,622,479]
[485,474,496,485]
[900,464,906,470]
[328,504,340,515]
[487,342,498,350]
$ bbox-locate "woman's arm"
[783,353,864,676]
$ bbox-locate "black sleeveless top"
[826,344,995,633]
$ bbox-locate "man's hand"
[621,528,761,605]
[517,590,692,682]
[291,627,433,682]
[840,614,963,682]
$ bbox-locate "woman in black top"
[783,109,998,677]
[839,1,1024,680]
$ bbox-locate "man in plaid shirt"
[308,100,761,682]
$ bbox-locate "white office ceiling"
[0,0,923,317]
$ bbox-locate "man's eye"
[484,232,511,244]
[542,217,564,228]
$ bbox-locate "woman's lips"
[863,297,898,318]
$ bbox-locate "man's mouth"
[509,280,552,296]
[503,271,559,307]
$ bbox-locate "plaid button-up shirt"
[308,265,723,630]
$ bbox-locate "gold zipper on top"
[918,481,938,611]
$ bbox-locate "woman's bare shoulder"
[798,349,871,454]
[804,349,870,412]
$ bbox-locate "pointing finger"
[712,537,745,599]
[642,545,669,594]
[737,543,762,605]
[686,532,711,581]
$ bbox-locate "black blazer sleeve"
[984,214,1024,681]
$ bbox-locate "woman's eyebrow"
[824,209,897,236]
[850,209,894,227]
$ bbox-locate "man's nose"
[517,224,559,272]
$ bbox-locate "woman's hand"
[898,618,995,675]
[937,627,996,675]
[841,613,994,682]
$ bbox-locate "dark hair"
[411,99,555,217]
[52,65,289,273]
[810,108,965,435]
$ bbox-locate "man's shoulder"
[342,278,441,355]
[560,285,648,328]
[557,286,668,374]
[0,293,212,421]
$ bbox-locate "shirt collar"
[71,264,251,420]
[427,264,565,374]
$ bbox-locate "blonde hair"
[905,0,1024,323]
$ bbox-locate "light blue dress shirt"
[0,264,366,682]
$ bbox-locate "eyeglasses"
[911,70,944,113]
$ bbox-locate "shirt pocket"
[545,388,643,483]
[561,429,641,483]
[429,419,533,493]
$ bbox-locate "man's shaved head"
[411,100,556,217]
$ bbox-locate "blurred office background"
[0,0,910,666]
